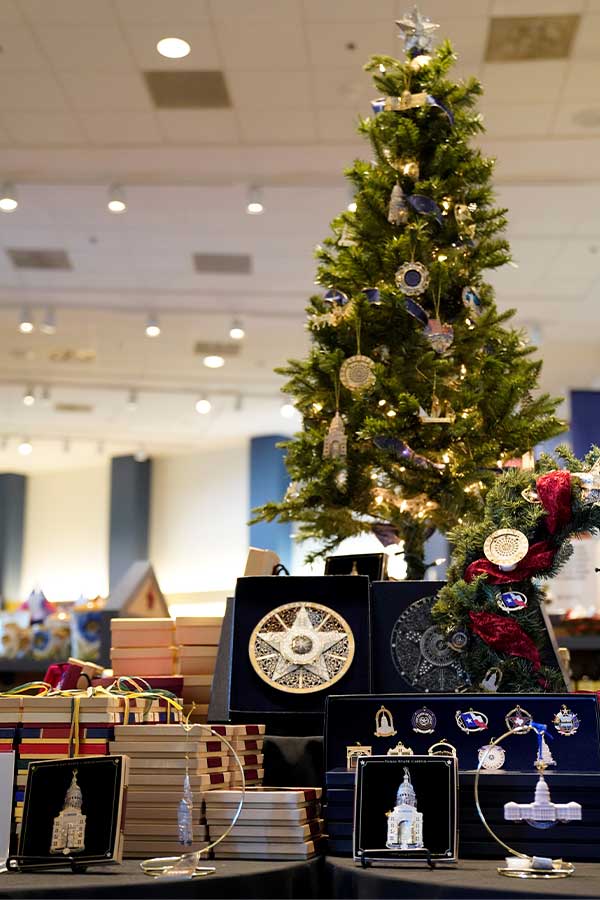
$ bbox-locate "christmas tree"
[255,9,564,578]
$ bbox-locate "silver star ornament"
[396,6,439,54]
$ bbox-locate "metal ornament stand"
[474,726,575,879]
[140,722,246,880]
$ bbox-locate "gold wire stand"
[475,726,575,879]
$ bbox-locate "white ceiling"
[0,0,599,471]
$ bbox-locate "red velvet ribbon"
[469,611,541,671]
[464,539,555,584]
[536,469,572,534]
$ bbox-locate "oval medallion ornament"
[483,528,529,571]
[456,709,488,733]
[448,630,469,652]
[249,602,355,694]
[412,706,437,734]
[478,742,505,770]
[395,261,430,296]
[497,591,528,613]
[553,705,580,737]
[340,355,376,394]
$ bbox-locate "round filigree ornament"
[249,602,355,694]
[340,355,376,394]
[483,528,529,572]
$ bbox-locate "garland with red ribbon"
[469,611,541,671]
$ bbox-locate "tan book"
[202,787,322,806]
[207,820,324,840]
[109,741,222,755]
[126,793,203,807]
[214,841,320,860]
[127,757,229,773]
[207,724,266,737]
[205,805,320,824]
[227,753,264,769]
[128,771,230,787]
[123,840,207,857]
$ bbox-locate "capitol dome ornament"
[483,528,529,572]
[323,411,347,459]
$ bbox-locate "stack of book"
[111,617,176,677]
[175,617,223,722]
[110,723,232,858]
[203,787,324,860]
[210,724,265,787]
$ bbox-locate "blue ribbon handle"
[531,721,553,763]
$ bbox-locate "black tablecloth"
[2,857,600,899]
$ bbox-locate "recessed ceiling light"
[157,37,191,59]
[195,396,212,414]
[280,402,296,419]
[107,184,126,214]
[23,386,35,407]
[229,319,245,340]
[19,308,34,334]
[0,183,17,213]
[246,186,264,215]
[18,438,32,456]
[126,388,138,411]
[40,308,56,335]
[145,313,161,337]
[134,446,148,462]
[203,355,225,368]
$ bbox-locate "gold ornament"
[427,739,457,758]
[387,740,414,756]
[249,602,355,694]
[323,411,347,459]
[340,355,376,394]
[374,705,397,737]
[483,528,529,571]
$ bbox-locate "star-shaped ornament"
[395,6,439,55]
[257,604,348,686]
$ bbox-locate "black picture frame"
[354,755,458,865]
[324,553,387,581]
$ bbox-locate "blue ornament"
[462,286,482,317]
[323,289,349,306]
[362,287,381,305]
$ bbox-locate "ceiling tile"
[303,0,394,21]
[561,61,600,98]
[79,112,162,145]
[122,23,222,70]
[212,0,302,18]
[155,109,239,143]
[227,69,312,109]
[32,25,136,71]
[491,0,585,13]
[57,71,153,111]
[20,0,115,24]
[0,26,47,69]
[1,111,86,145]
[215,19,309,69]
[481,101,555,136]
[0,70,69,110]
[481,61,567,102]
[237,106,317,143]
[316,106,363,142]
[434,16,489,62]
[411,1,492,16]
[570,13,600,60]
[114,0,210,23]
[313,68,374,110]
[552,101,600,135]
[0,1,24,23]
[305,22,395,68]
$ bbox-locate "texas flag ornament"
[456,709,489,733]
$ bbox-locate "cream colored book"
[207,820,324,841]
[127,758,229,773]
[205,806,319,824]
[128,771,230,787]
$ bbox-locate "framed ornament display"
[218,575,370,734]
[353,755,458,865]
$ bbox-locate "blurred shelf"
[556,635,600,651]
[0,658,59,673]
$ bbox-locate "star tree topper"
[395,5,439,55]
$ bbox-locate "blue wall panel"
[109,456,151,590]
[571,391,600,460]
[249,435,291,570]
[0,474,26,601]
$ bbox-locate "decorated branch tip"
[433,447,600,693]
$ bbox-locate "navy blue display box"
[325,693,600,773]
[370,580,568,693]
[213,576,371,734]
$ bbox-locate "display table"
[2,857,600,899]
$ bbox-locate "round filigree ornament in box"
[483,528,529,572]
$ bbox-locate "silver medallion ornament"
[456,709,488,733]
[496,591,528,613]
[374,705,397,737]
[412,706,436,734]
[395,261,430,296]
[483,528,529,572]
[478,741,506,770]
[505,705,533,733]
[553,705,580,736]
[323,411,347,460]
[424,318,454,353]
[340,355,376,394]
[448,630,468,652]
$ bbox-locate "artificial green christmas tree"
[255,9,564,578]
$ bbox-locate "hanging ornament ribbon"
[465,539,556,585]
[371,92,453,124]
[404,297,429,326]
[469,611,541,672]
[387,184,443,226]
[373,436,445,470]
[323,289,349,306]
[536,470,572,535]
